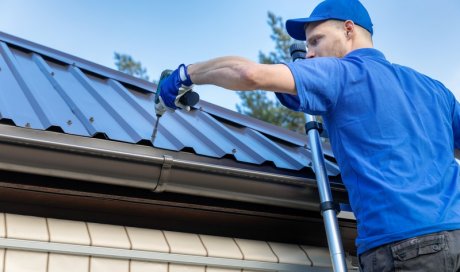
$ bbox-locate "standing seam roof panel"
[195,110,266,164]
[47,62,139,141]
[246,129,306,170]
[161,111,226,158]
[0,42,47,129]
[0,33,341,175]
[0,42,53,130]
[30,53,92,136]
[105,79,185,149]
[153,122,186,151]
[14,48,94,135]
[69,66,142,143]
[107,79,156,124]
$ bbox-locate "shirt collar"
[344,48,386,60]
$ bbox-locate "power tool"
[152,69,200,144]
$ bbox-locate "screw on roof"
[89,117,95,123]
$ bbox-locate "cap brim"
[286,16,327,41]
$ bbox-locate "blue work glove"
[158,64,194,111]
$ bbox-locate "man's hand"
[158,64,194,111]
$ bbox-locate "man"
[158,0,460,270]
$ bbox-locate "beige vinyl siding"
[169,264,206,272]
[301,245,335,267]
[163,231,207,256]
[130,260,168,272]
[47,218,91,245]
[268,242,312,265]
[90,257,130,272]
[4,250,48,272]
[87,222,131,249]
[0,213,6,237]
[206,268,241,272]
[0,213,352,271]
[5,214,49,241]
[0,249,4,269]
[233,238,279,263]
[48,254,89,272]
[125,227,169,252]
[199,235,243,260]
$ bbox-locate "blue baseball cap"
[286,0,373,41]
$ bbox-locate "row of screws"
[24,117,94,128]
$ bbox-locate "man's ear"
[344,20,355,38]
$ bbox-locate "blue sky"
[1,0,459,111]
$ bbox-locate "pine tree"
[114,52,150,81]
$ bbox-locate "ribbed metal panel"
[0,32,340,174]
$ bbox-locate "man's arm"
[187,56,297,95]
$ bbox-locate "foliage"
[258,11,294,64]
[236,92,306,132]
[114,52,150,81]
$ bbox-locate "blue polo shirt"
[276,48,460,254]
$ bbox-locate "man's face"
[305,20,348,58]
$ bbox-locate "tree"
[236,12,306,133]
[114,52,150,81]
[258,11,294,64]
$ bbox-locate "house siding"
[0,213,352,271]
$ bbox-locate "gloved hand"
[158,64,194,111]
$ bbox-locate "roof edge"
[0,31,155,93]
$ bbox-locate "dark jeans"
[359,229,460,272]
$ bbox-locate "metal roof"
[0,31,339,175]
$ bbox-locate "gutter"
[0,125,347,211]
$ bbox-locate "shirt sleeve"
[274,92,301,111]
[284,57,343,115]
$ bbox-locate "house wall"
[0,213,357,271]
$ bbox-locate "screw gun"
[152,69,200,143]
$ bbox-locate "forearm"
[186,56,296,94]
[187,56,259,90]
[157,57,295,111]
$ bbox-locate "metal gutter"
[0,125,348,211]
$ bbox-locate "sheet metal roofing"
[0,31,339,175]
